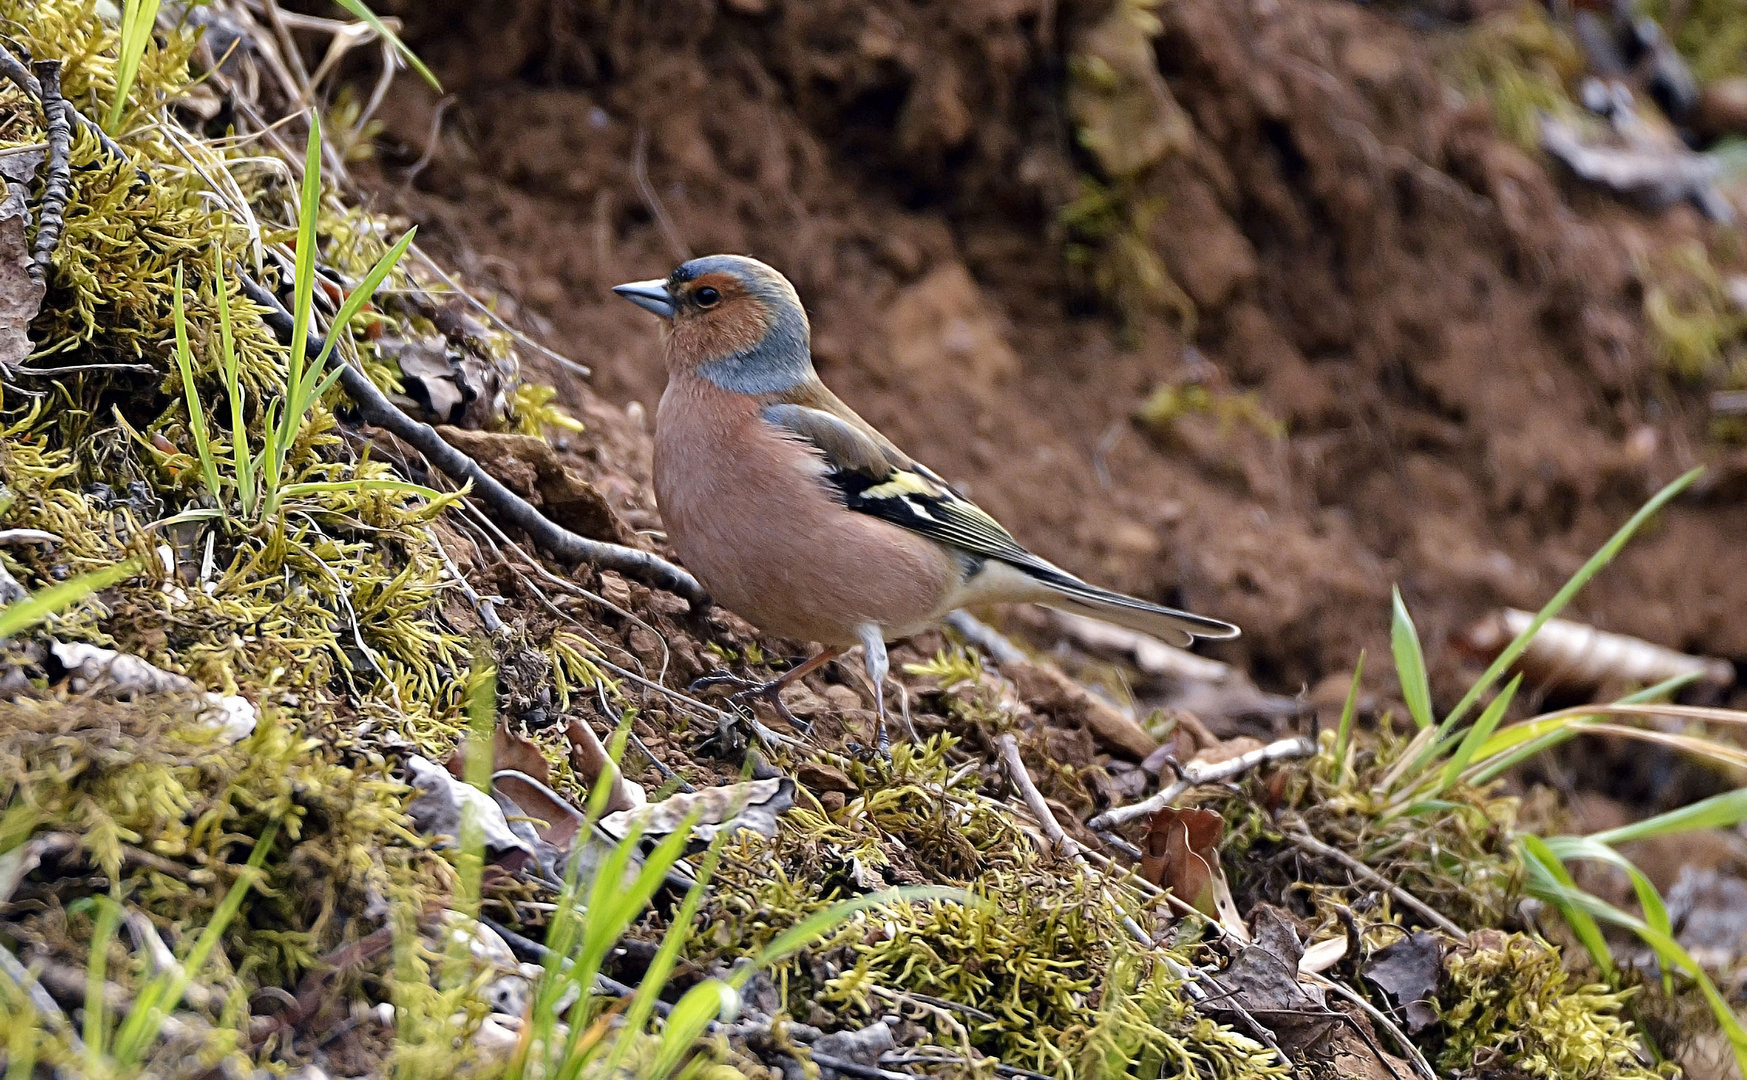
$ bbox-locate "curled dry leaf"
[1139,806,1247,938]
[598,777,795,843]
[1212,906,1336,1053]
[1461,608,1734,692]
[405,755,537,862]
[445,723,553,786]
[564,716,645,813]
[0,180,44,367]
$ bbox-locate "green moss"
[1438,932,1670,1080]
[1442,6,1586,151]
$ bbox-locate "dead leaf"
[1139,806,1248,938]
[0,182,44,368]
[446,724,553,786]
[1361,930,1443,1035]
[598,777,795,842]
[405,755,537,862]
[1211,906,1337,1054]
[563,717,645,813]
[492,771,577,840]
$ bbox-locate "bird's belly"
[655,433,957,647]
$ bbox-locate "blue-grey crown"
[672,255,814,395]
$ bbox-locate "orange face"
[661,271,771,375]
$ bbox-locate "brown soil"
[349,0,1746,712]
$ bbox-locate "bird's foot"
[688,669,810,736]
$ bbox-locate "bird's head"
[613,254,814,394]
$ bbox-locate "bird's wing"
[761,392,1242,644]
[758,400,1040,568]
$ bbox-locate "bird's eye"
[695,286,721,308]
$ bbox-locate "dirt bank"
[349,0,1746,709]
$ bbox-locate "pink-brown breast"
[653,375,960,647]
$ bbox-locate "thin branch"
[997,733,1079,858]
[1088,735,1316,831]
[28,61,70,287]
[235,273,707,606]
[1283,825,1468,943]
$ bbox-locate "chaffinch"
[615,255,1238,748]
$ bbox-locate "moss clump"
[671,738,1286,1080]
[1437,931,1669,1080]
[1639,241,1747,383]
[1135,383,1286,442]
[1639,0,1747,84]
[1441,6,1586,151]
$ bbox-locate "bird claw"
[689,669,811,734]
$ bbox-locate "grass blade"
[1442,467,1702,731]
[112,821,278,1064]
[172,266,221,501]
[0,558,143,640]
[1518,834,1612,976]
[1436,673,1521,795]
[82,896,122,1061]
[1588,788,1747,846]
[1524,842,1747,1077]
[329,0,443,91]
[1390,586,1433,730]
[308,227,416,376]
[108,0,164,133]
[213,246,254,517]
[276,115,325,497]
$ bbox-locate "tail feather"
[1032,577,1240,648]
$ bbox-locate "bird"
[614,254,1238,750]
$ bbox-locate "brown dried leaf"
[445,723,552,786]
[563,717,645,814]
[0,182,44,367]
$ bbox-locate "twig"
[409,247,592,379]
[996,733,1079,857]
[0,529,57,546]
[426,525,502,633]
[808,1053,922,1080]
[28,62,70,287]
[1087,735,1316,831]
[0,945,87,1063]
[1283,825,1468,943]
[0,46,139,181]
[1306,972,1438,1080]
[235,273,707,606]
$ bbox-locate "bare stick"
[997,733,1080,857]
[1305,972,1438,1080]
[0,46,142,184]
[1283,825,1468,943]
[28,62,70,286]
[235,274,707,606]
[1088,735,1316,832]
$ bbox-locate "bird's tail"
[1029,573,1239,648]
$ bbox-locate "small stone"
[797,761,857,795]
[822,684,863,711]
[820,791,846,813]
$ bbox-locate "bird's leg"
[691,646,846,732]
[855,623,891,757]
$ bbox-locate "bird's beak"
[612,279,676,320]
